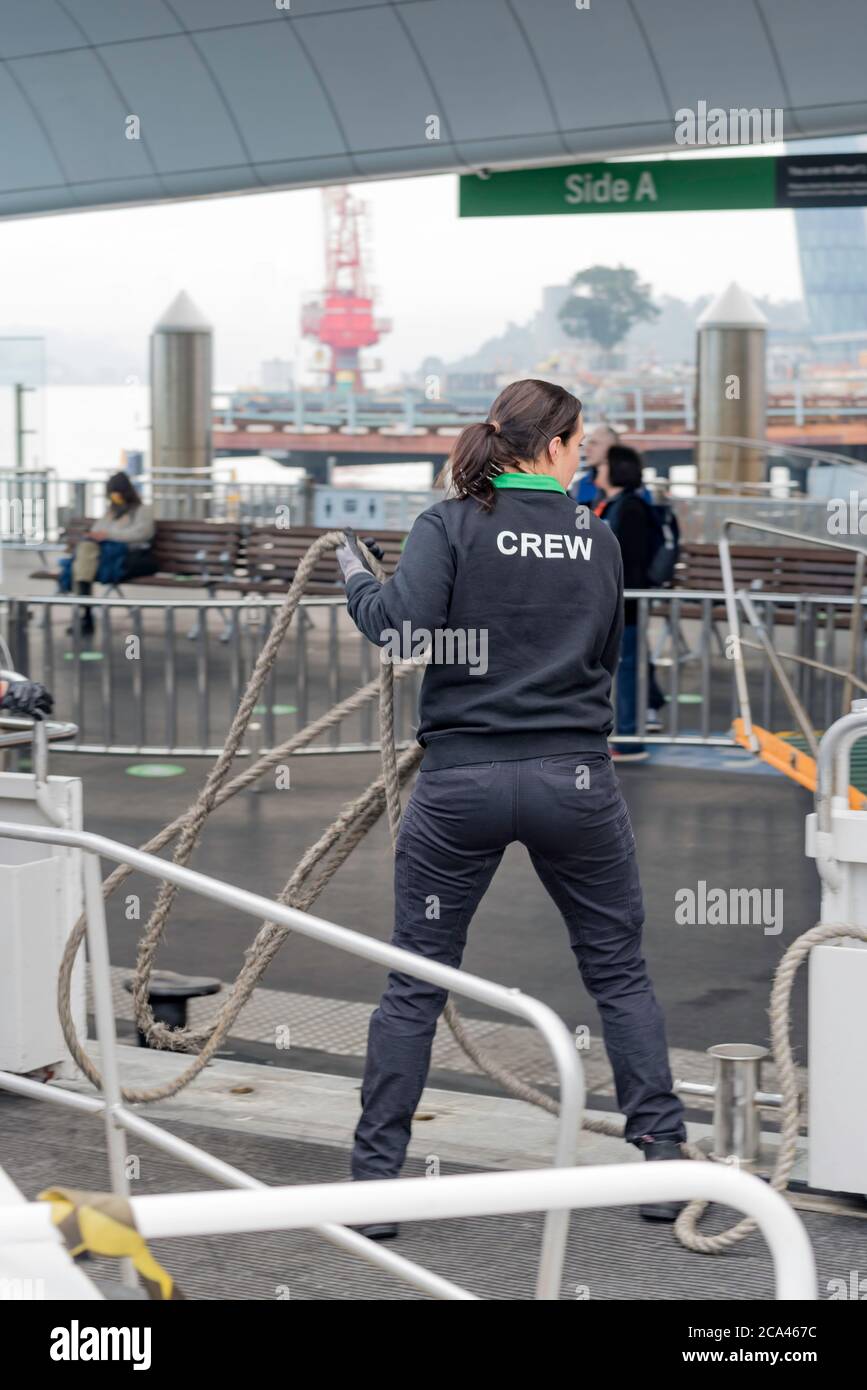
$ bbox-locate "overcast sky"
[0,152,809,388]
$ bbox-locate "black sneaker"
[348,1221,400,1241]
[638,1137,687,1221]
[346,1177,400,1240]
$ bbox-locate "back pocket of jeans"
[539,751,611,778]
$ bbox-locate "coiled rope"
[55,530,861,1257]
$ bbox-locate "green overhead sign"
[459,153,867,217]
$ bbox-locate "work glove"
[361,536,385,562]
[335,528,383,584]
[0,679,54,719]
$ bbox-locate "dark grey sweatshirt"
[345,475,624,769]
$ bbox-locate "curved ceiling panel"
[0,0,863,217]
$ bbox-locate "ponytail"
[448,419,510,512]
[447,379,582,511]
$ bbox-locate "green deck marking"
[63,651,103,661]
[253,704,297,715]
[125,763,186,779]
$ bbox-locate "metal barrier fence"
[670,494,842,545]
[720,519,867,747]
[2,594,422,757]
[0,470,312,539]
[0,470,441,541]
[2,587,865,758]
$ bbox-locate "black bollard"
[123,971,222,1048]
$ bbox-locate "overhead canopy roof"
[3,0,867,218]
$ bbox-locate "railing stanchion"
[842,549,865,717]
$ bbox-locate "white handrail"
[0,821,819,1301]
[0,822,583,1122]
[3,1163,816,1301]
[0,818,583,1300]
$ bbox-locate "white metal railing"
[0,816,583,1300]
[0,1163,816,1300]
[719,519,867,747]
[0,472,436,541]
[0,759,818,1300]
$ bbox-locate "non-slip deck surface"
[2,1094,862,1301]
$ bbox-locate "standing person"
[571,422,619,505]
[335,379,686,1238]
[571,423,654,509]
[595,445,667,756]
[59,473,157,635]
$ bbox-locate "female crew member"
[336,379,685,1234]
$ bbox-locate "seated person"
[59,472,157,634]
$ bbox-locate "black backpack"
[645,500,680,587]
[603,492,680,588]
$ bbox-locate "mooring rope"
[670,918,867,1254]
[55,530,860,1257]
[56,533,551,1116]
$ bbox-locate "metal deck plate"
[2,1091,864,1300]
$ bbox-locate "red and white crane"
[301,187,390,390]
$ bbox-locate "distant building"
[797,208,867,338]
[260,357,294,392]
[793,137,867,352]
[534,285,574,356]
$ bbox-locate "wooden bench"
[224,525,405,596]
[677,542,863,597]
[30,518,246,597]
[146,519,245,593]
[29,519,405,598]
[673,543,864,627]
[643,541,866,665]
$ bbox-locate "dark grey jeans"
[351,751,685,1180]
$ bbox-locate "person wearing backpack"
[597,445,668,758]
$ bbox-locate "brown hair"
[607,444,644,491]
[106,471,142,509]
[447,379,582,511]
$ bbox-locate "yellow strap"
[38,1187,183,1300]
[733,719,867,810]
